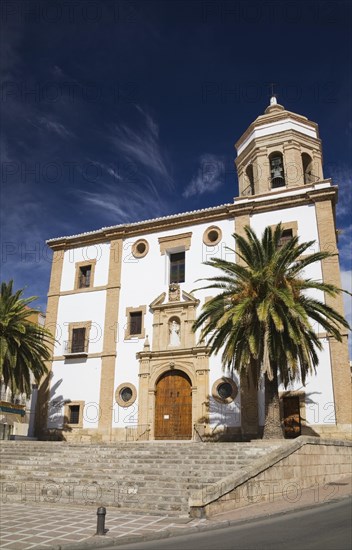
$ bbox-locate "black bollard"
[96,507,106,535]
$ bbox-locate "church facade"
[40,99,351,442]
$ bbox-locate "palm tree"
[0,280,53,400]
[193,225,350,439]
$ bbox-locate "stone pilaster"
[36,248,65,437]
[98,240,122,436]
[315,199,351,424]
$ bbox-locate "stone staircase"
[0,441,282,515]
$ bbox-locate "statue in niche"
[169,319,180,346]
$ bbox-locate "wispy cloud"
[183,154,225,198]
[80,180,168,223]
[78,108,175,224]
[91,162,123,182]
[38,116,74,138]
[111,106,173,190]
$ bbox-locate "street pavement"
[110,497,352,550]
[0,475,351,550]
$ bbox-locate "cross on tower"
[270,82,277,98]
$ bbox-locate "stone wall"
[189,436,352,517]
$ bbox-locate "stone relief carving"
[169,283,180,302]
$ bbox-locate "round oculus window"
[217,382,233,400]
[136,242,146,254]
[208,230,219,243]
[132,239,149,258]
[120,387,133,403]
[203,226,222,246]
[211,377,238,403]
[115,383,137,407]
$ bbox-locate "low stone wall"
[189,436,352,517]
[313,424,352,441]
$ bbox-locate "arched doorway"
[154,370,192,440]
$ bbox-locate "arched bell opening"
[302,153,314,184]
[269,152,286,188]
[245,164,255,195]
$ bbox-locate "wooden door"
[154,370,192,440]
[283,396,301,438]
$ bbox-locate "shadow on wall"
[194,392,322,442]
[194,396,243,442]
[36,374,73,441]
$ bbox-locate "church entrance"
[154,370,192,440]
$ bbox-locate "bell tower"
[235,97,324,197]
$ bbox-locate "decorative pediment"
[149,292,166,309]
[182,289,200,306]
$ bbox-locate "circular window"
[115,383,137,407]
[120,387,133,402]
[132,239,149,258]
[212,377,238,404]
[217,382,233,399]
[203,226,222,246]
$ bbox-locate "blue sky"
[1,0,351,334]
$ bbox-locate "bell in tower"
[235,96,324,197]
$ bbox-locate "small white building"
[40,100,351,442]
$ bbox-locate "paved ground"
[0,475,351,550]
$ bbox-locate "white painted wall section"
[48,358,102,429]
[60,243,110,291]
[54,291,107,356]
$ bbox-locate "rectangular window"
[69,405,80,424]
[170,251,185,284]
[71,327,86,353]
[279,229,293,248]
[124,306,146,340]
[130,311,142,335]
[74,260,96,290]
[78,265,91,288]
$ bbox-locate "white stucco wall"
[60,243,110,291]
[53,291,107,356]
[48,358,102,429]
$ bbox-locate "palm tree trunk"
[263,370,284,439]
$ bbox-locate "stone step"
[0,473,231,486]
[1,451,265,465]
[0,456,267,467]
[0,440,282,515]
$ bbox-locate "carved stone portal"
[137,289,210,440]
